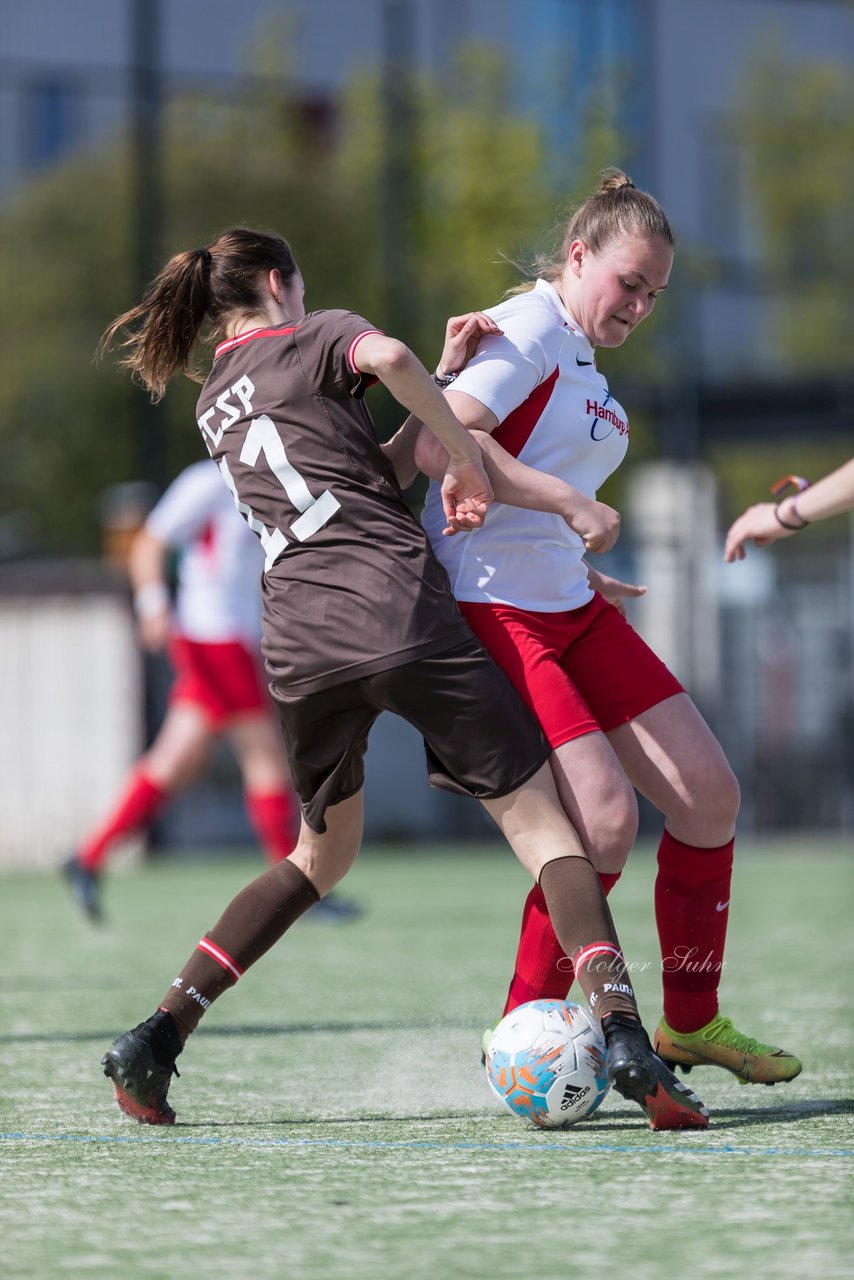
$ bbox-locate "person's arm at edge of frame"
[724,457,854,562]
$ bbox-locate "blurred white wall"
[0,594,141,868]
[627,461,721,704]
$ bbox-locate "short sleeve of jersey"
[145,459,223,547]
[449,293,567,425]
[294,309,382,401]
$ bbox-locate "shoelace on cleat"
[697,1015,771,1056]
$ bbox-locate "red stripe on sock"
[575,942,624,971]
[502,872,622,1015]
[197,936,244,979]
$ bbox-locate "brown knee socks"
[159,860,319,1040]
[538,856,639,1024]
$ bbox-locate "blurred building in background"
[4,0,854,378]
[0,0,852,862]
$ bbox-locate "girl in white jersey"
[418,170,801,1088]
[63,459,301,921]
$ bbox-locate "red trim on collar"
[214,324,300,359]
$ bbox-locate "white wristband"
[133,582,170,618]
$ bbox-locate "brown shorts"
[269,636,549,833]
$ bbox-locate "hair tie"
[602,176,635,195]
[198,247,212,268]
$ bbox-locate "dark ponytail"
[98,228,298,401]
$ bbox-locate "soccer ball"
[484,999,609,1128]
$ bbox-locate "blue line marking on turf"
[1,1132,851,1158]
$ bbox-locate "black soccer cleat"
[603,1012,709,1131]
[102,1010,183,1125]
[62,854,102,923]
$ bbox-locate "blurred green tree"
[0,33,639,554]
[704,37,854,526]
[739,37,854,371]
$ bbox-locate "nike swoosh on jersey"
[576,355,593,366]
[715,900,730,912]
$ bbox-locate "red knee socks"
[655,830,734,1033]
[245,789,300,863]
[502,871,621,1015]
[79,770,166,871]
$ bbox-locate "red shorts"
[459,594,684,749]
[168,636,269,728]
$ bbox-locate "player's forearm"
[127,529,166,588]
[360,342,480,467]
[380,415,421,490]
[415,423,588,518]
[471,431,591,519]
[127,530,169,605]
[780,459,854,525]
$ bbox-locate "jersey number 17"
[219,414,340,571]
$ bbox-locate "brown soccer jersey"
[196,309,472,692]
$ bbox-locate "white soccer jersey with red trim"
[421,279,629,611]
[145,459,263,643]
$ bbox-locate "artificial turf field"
[1,840,852,1280]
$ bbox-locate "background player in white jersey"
[63,459,302,921]
[417,170,800,1087]
[94,225,709,1131]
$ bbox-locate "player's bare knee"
[700,762,741,831]
[671,761,741,842]
[289,826,361,898]
[579,780,637,873]
[591,824,637,875]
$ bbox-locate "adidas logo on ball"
[560,1081,591,1110]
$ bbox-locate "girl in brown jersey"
[96,226,709,1132]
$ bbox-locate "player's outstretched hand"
[440,458,493,536]
[724,502,795,562]
[438,312,502,380]
[568,498,621,554]
[586,566,647,618]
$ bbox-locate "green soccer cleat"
[653,1013,802,1086]
[481,1021,499,1065]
